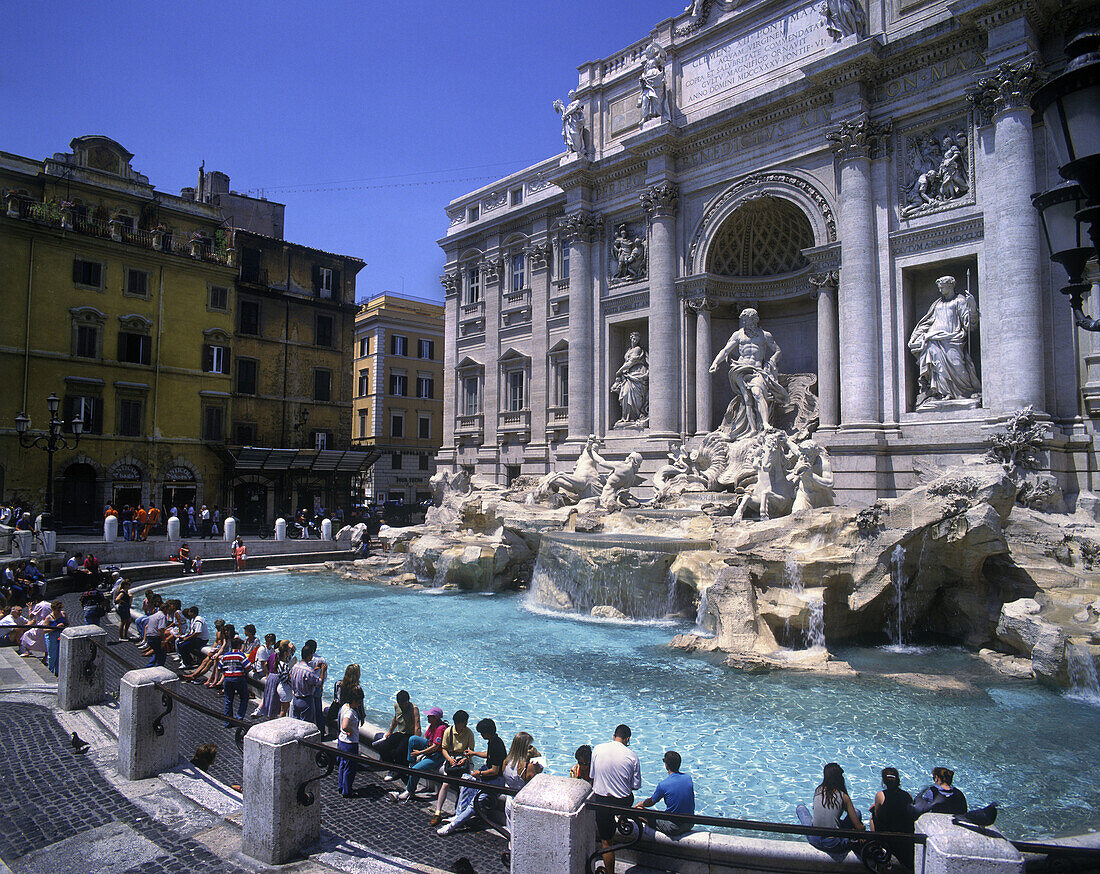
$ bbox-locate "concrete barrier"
[58,624,107,711]
[242,718,322,864]
[118,667,179,780]
[917,813,1023,874]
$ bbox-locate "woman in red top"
[393,706,448,801]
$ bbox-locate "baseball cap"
[425,706,443,717]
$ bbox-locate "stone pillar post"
[968,57,1046,413]
[811,271,841,427]
[916,813,1024,874]
[441,270,460,451]
[482,256,503,451]
[642,182,681,436]
[528,240,552,449]
[689,297,714,434]
[827,115,890,427]
[242,718,322,865]
[561,213,600,440]
[118,667,179,781]
[510,773,594,874]
[58,625,106,711]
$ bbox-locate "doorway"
[233,482,268,533]
[61,464,97,527]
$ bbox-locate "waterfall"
[694,585,710,633]
[1067,643,1100,706]
[887,544,909,647]
[432,551,456,588]
[806,596,826,650]
[784,556,804,593]
[783,555,823,649]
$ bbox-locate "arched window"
[706,197,814,277]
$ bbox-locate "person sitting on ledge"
[182,620,226,683]
[66,552,91,580]
[430,709,475,827]
[912,766,967,816]
[392,705,448,802]
[796,762,865,860]
[437,717,507,836]
[372,689,420,781]
[870,766,916,870]
[635,750,695,837]
[570,743,593,784]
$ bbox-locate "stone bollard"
[223,516,237,542]
[167,515,180,542]
[104,514,118,542]
[39,530,56,553]
[275,518,287,541]
[510,773,594,874]
[321,518,332,541]
[916,813,1024,874]
[118,667,179,781]
[12,531,32,558]
[58,625,107,711]
[242,718,322,864]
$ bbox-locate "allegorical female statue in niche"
[611,331,649,427]
[908,275,981,408]
[638,42,668,122]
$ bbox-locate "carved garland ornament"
[526,242,552,271]
[825,113,893,161]
[557,212,602,244]
[688,172,836,272]
[440,271,460,296]
[965,54,1045,125]
[479,257,504,284]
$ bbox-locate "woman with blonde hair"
[502,731,544,835]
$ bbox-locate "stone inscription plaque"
[681,4,831,106]
[610,94,642,136]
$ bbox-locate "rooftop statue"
[638,43,668,122]
[824,0,867,40]
[908,275,981,409]
[554,90,587,158]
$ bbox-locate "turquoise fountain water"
[170,570,1100,841]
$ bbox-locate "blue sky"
[7,0,681,301]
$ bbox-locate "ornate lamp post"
[14,393,83,527]
[1031,28,1100,329]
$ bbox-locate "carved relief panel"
[898,115,975,219]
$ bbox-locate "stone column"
[482,256,503,452]
[641,182,681,436]
[118,667,179,781]
[827,115,890,427]
[560,213,600,440]
[58,625,106,711]
[528,239,552,450]
[688,297,714,434]
[242,718,322,865]
[968,57,1046,413]
[441,270,460,453]
[510,773,594,874]
[916,813,1024,874]
[810,271,841,427]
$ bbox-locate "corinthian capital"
[826,114,892,161]
[480,256,504,284]
[440,271,460,296]
[640,181,679,218]
[965,54,1045,125]
[557,212,601,244]
[687,296,715,312]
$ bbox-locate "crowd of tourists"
[0,562,969,871]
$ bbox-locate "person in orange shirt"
[104,503,118,519]
[233,536,247,571]
[145,506,161,539]
[135,505,149,541]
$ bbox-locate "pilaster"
[810,271,841,428]
[688,296,715,434]
[641,180,681,436]
[441,270,459,453]
[560,212,601,440]
[528,235,552,453]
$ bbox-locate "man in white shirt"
[0,605,28,650]
[176,606,208,667]
[590,724,642,874]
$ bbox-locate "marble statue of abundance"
[908,275,981,407]
[611,331,650,426]
[638,43,667,122]
[710,308,789,436]
[554,91,586,156]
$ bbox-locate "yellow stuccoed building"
[0,136,367,528]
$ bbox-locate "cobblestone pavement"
[0,701,251,874]
[64,593,509,873]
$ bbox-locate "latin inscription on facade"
[675,107,830,173]
[681,5,831,106]
[876,51,984,102]
[610,94,642,137]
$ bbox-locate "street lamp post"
[1031,28,1100,329]
[14,393,83,528]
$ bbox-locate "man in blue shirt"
[635,750,695,837]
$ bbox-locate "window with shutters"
[64,395,102,435]
[208,285,229,311]
[72,259,103,289]
[202,405,225,441]
[358,337,368,357]
[465,266,481,304]
[357,409,369,438]
[418,415,431,439]
[391,451,402,470]
[117,398,143,437]
[239,300,260,335]
[124,268,149,298]
[203,344,230,374]
[118,332,151,365]
[462,376,480,416]
[236,358,258,395]
[391,334,408,357]
[313,265,340,300]
[313,431,331,450]
[313,368,332,401]
[389,373,407,396]
[391,413,404,438]
[240,247,263,284]
[418,339,435,360]
[358,369,371,397]
[419,453,430,471]
[416,375,434,399]
[315,314,333,348]
[507,370,525,412]
[74,324,99,358]
[235,422,257,444]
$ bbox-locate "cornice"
[889,214,985,257]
